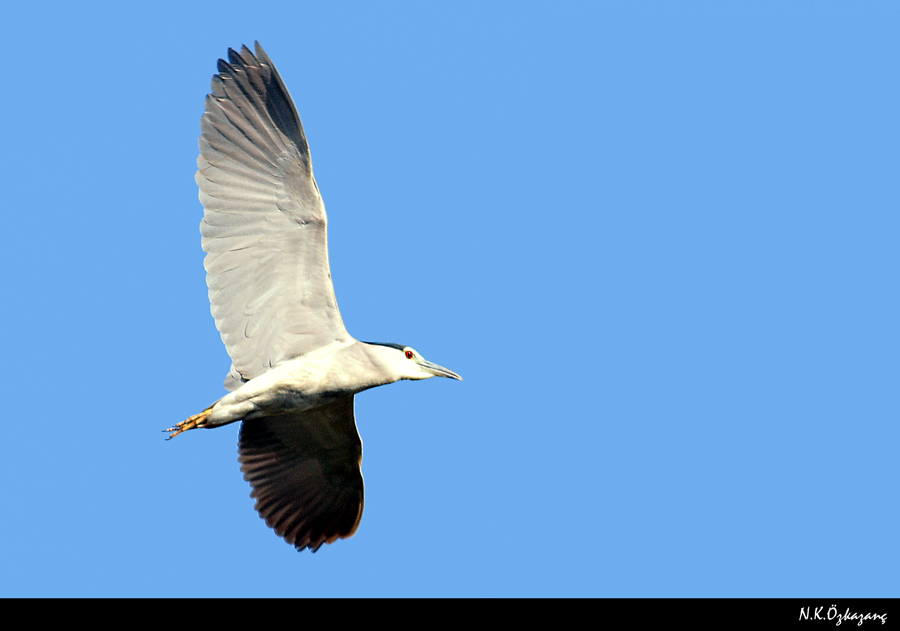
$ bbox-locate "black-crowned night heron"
[166,42,461,553]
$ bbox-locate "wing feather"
[197,42,349,389]
[238,396,364,552]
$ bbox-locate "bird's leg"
[165,404,215,440]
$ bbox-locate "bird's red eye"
[405,350,413,359]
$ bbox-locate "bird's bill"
[418,359,462,381]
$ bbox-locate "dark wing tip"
[254,41,272,66]
[215,57,232,76]
[206,42,308,156]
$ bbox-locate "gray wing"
[197,43,349,390]
[238,396,364,552]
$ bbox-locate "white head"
[366,342,462,382]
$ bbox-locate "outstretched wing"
[238,396,364,552]
[197,42,349,389]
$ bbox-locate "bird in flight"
[166,42,461,553]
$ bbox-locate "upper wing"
[197,42,349,389]
[238,396,364,552]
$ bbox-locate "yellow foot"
[165,406,213,440]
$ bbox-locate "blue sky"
[2,2,897,596]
